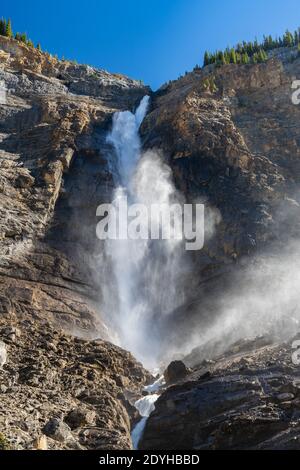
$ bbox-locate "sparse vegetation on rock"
[0,16,40,50]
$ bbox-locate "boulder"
[43,418,72,443]
[164,361,189,384]
[15,173,35,189]
[64,408,96,430]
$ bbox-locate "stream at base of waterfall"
[131,375,165,449]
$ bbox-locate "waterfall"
[101,96,188,368]
[107,96,149,187]
[131,393,159,450]
[131,374,165,449]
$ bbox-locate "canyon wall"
[1,34,300,450]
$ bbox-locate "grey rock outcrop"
[43,418,73,443]
[164,361,190,385]
[141,337,300,450]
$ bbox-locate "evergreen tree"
[36,43,42,51]
[224,47,230,64]
[283,30,294,47]
[199,25,300,71]
[236,43,243,54]
[5,19,13,38]
[235,52,240,64]
[0,18,6,36]
[254,38,259,52]
[203,51,210,67]
[255,49,268,63]
[241,52,250,64]
[14,31,28,44]
[246,41,254,56]
[216,50,225,65]
[229,48,237,64]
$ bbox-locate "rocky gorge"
[0,33,300,450]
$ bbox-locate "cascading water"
[131,375,165,449]
[102,96,188,368]
[131,393,159,450]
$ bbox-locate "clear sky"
[1,0,300,89]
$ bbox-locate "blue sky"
[1,0,300,89]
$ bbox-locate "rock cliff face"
[0,35,151,450]
[142,46,300,260]
[0,34,300,450]
[139,47,300,450]
[0,35,148,335]
[140,45,300,353]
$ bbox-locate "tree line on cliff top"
[203,28,300,66]
[0,17,41,51]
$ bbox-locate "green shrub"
[203,76,218,93]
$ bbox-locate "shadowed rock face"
[142,48,300,262]
[140,336,300,450]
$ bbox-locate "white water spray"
[103,96,188,367]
